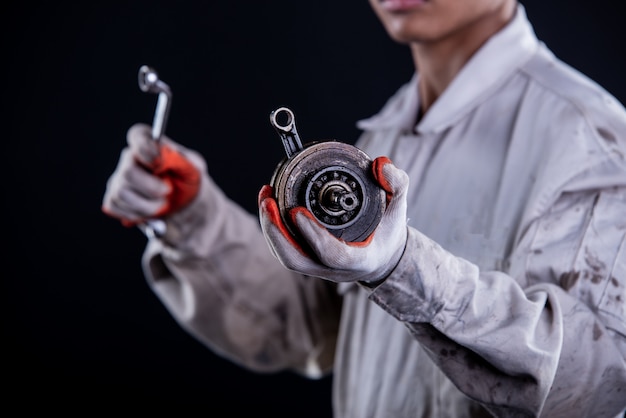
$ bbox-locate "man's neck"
[411,2,516,116]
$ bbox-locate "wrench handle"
[137,65,173,238]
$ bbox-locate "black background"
[4,1,625,415]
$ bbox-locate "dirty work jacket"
[140,4,626,417]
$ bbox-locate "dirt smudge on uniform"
[584,247,606,284]
[593,322,603,341]
[559,271,580,290]
[596,127,617,144]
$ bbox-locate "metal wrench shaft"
[137,65,173,237]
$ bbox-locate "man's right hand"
[102,123,202,227]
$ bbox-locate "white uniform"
[140,5,626,417]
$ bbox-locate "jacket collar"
[357,4,540,135]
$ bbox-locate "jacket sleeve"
[139,171,342,378]
[367,185,626,417]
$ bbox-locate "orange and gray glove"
[102,123,201,228]
[258,156,409,284]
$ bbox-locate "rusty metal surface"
[269,108,385,242]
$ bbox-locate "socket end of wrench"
[138,65,160,93]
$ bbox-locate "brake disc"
[269,107,385,242]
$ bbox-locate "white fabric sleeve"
[140,171,342,377]
[367,186,626,417]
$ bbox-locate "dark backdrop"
[4,1,625,415]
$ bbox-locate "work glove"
[102,123,201,227]
[258,156,409,284]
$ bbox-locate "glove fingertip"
[372,156,394,194]
[258,184,273,207]
[262,200,309,256]
[260,197,281,225]
[128,124,160,166]
[289,207,321,228]
[127,123,152,144]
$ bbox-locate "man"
[102,0,626,416]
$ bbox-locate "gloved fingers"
[103,187,167,225]
[124,159,172,199]
[148,144,201,215]
[159,136,208,173]
[102,174,168,223]
[126,124,202,215]
[258,185,307,256]
[127,123,206,171]
[291,159,410,279]
[102,148,170,224]
[109,147,171,198]
[127,123,160,166]
[258,186,332,277]
[151,144,200,180]
[374,159,409,228]
[372,156,410,200]
[291,208,375,271]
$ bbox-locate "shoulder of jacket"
[520,46,626,124]
[519,46,626,157]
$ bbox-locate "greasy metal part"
[270,107,303,158]
[269,107,386,242]
[137,65,173,237]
